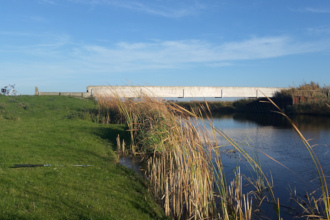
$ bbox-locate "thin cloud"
[301,7,330,13]
[0,32,71,57]
[111,1,200,18]
[39,0,56,5]
[27,16,48,23]
[68,0,204,17]
[307,25,330,35]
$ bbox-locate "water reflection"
[220,112,330,130]
[120,156,144,175]
[212,113,330,219]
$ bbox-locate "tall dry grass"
[276,81,330,98]
[97,91,281,220]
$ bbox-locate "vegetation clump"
[275,81,330,115]
[276,81,329,98]
[228,82,330,115]
[97,94,279,219]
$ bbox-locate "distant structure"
[35,86,285,98]
[1,84,19,96]
[35,86,87,97]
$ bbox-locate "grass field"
[0,95,166,220]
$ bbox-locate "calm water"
[213,113,330,219]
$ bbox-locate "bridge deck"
[86,86,285,98]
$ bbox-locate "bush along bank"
[172,98,292,115]
[174,100,235,114]
[275,82,330,116]
[232,97,292,113]
[231,82,330,116]
[231,97,330,116]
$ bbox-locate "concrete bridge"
[35,86,285,98]
[86,86,285,98]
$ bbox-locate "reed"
[96,90,282,219]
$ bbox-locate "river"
[213,113,330,219]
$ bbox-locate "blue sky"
[1,0,330,94]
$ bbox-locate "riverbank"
[174,96,330,116]
[0,95,167,219]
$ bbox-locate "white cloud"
[72,36,330,69]
[2,33,330,75]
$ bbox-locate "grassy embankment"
[0,95,167,219]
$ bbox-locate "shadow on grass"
[93,125,131,152]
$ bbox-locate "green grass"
[0,95,167,220]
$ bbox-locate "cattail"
[122,139,125,154]
[116,134,121,154]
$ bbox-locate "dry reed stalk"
[165,179,170,216]
[122,139,125,154]
[116,134,121,154]
[98,91,264,219]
